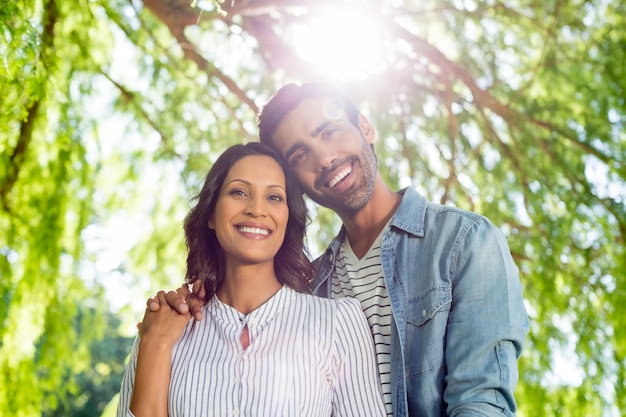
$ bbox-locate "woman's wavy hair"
[183,142,314,299]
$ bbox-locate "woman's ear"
[208,217,215,230]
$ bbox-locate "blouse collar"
[207,285,294,329]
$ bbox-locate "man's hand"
[146,279,207,321]
[138,291,191,345]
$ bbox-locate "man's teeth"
[328,167,351,188]
[238,226,270,235]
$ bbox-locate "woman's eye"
[268,194,284,202]
[229,189,247,197]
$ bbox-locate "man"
[151,82,529,416]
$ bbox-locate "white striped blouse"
[117,286,386,417]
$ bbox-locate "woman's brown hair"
[183,142,314,299]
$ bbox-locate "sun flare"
[289,9,388,81]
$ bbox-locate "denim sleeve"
[444,218,529,416]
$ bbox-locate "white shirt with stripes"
[117,285,386,417]
[332,233,393,416]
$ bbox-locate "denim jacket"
[311,187,529,416]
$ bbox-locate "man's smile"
[328,166,352,188]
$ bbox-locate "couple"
[117,82,529,416]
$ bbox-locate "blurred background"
[1,0,624,415]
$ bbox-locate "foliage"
[1,0,624,416]
[41,308,134,417]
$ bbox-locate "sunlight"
[289,8,389,80]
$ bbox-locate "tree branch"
[142,0,259,114]
[101,72,181,158]
[1,0,59,211]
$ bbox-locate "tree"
[1,0,624,415]
[41,308,133,417]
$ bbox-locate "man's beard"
[307,144,377,216]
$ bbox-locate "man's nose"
[311,145,336,172]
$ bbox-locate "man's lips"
[327,166,352,188]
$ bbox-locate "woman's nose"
[244,196,267,216]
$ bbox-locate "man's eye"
[322,126,339,138]
[291,150,306,165]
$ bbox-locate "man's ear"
[358,114,376,144]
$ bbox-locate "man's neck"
[340,177,401,259]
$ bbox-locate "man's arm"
[445,219,529,416]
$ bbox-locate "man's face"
[269,98,377,215]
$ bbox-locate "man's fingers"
[192,279,207,301]
[165,289,190,315]
[143,281,203,319]
[156,290,169,305]
[187,279,205,320]
[188,297,204,321]
[147,298,160,312]
[146,295,160,311]
[146,290,171,312]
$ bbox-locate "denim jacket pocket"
[405,286,451,326]
[404,285,451,382]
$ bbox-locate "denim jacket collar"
[311,187,423,294]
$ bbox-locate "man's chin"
[313,196,367,216]
[305,193,339,210]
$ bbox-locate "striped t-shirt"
[117,286,386,417]
[332,234,393,416]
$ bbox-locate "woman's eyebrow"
[227,178,285,191]
[225,178,251,186]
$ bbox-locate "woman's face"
[208,155,289,267]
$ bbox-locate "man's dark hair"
[258,82,361,146]
[183,141,314,298]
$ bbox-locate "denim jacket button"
[422,309,426,317]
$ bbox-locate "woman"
[117,142,385,417]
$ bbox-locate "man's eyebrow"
[283,120,333,161]
[284,143,302,161]
[310,121,332,138]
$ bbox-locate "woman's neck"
[216,263,282,315]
